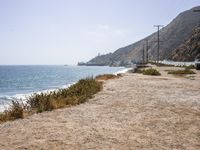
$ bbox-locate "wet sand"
[0,67,200,150]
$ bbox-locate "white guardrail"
[158,60,196,66]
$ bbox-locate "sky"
[0,0,200,65]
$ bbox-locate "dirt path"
[0,67,200,150]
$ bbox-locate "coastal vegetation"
[0,78,102,123]
[167,68,196,75]
[96,74,121,80]
[142,68,161,76]
[135,68,143,73]
[185,65,196,69]
[0,101,24,122]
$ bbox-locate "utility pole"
[154,25,164,63]
[145,39,149,64]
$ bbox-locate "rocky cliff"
[171,24,200,61]
[83,6,200,66]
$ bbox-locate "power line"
[143,39,164,63]
[154,25,164,63]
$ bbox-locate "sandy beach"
[0,67,200,150]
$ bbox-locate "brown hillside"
[171,25,200,61]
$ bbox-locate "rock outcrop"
[171,25,200,61]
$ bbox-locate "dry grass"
[168,68,196,75]
[0,101,24,123]
[185,65,196,69]
[95,74,120,80]
[0,78,102,123]
[134,68,143,74]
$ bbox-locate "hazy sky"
[0,0,200,65]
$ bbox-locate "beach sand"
[0,67,200,150]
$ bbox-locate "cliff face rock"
[86,6,200,66]
[171,25,200,61]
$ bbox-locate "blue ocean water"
[0,65,124,110]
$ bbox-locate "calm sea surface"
[0,65,124,110]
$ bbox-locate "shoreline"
[0,66,128,112]
[0,83,75,112]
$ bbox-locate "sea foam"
[0,83,74,112]
[114,68,133,75]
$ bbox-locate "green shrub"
[185,65,195,69]
[0,101,24,123]
[0,78,102,123]
[27,78,102,113]
[142,68,161,76]
[135,68,143,73]
[9,101,24,119]
[96,74,119,80]
[168,68,196,75]
[27,93,54,113]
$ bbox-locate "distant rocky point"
[77,62,105,66]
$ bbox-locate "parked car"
[195,59,200,70]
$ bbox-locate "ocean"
[0,65,126,111]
